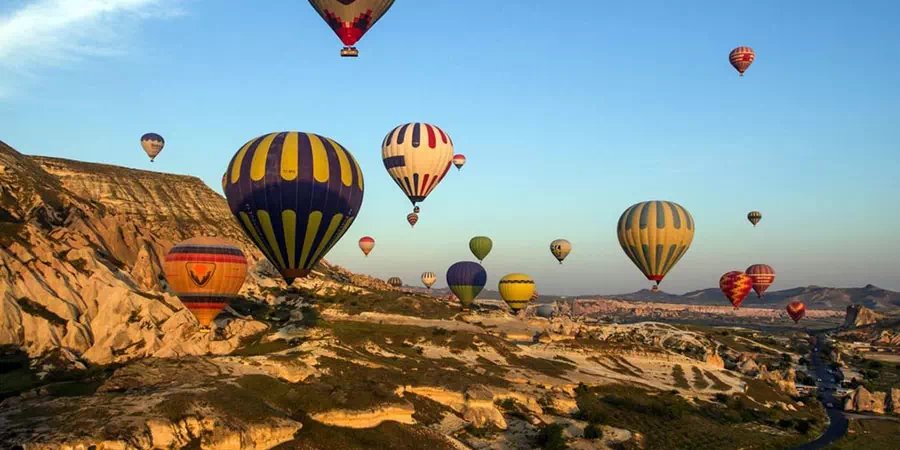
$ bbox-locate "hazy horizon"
[2,0,898,294]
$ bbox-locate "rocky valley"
[1,140,897,449]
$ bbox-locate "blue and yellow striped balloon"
[223,132,364,284]
[616,200,694,287]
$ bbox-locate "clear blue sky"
[2,0,899,294]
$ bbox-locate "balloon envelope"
[499,273,535,312]
[787,301,806,323]
[719,271,753,309]
[469,236,493,262]
[729,46,755,76]
[223,132,364,284]
[421,272,436,289]
[452,154,466,170]
[388,277,402,287]
[550,239,571,263]
[163,237,248,328]
[407,212,419,227]
[359,236,375,256]
[308,0,395,53]
[382,122,454,208]
[141,133,165,161]
[446,261,486,309]
[536,304,554,318]
[746,264,775,297]
[617,201,694,287]
[747,211,762,227]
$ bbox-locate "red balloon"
[787,301,806,323]
[729,46,755,76]
[746,264,776,298]
[358,236,375,257]
[719,271,753,309]
[407,212,418,228]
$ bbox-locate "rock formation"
[843,304,885,329]
[843,386,888,414]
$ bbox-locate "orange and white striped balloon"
[359,236,375,257]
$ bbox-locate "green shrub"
[584,423,603,440]
[536,423,568,450]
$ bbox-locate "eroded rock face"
[843,304,884,329]
[843,386,887,414]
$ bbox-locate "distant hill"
[598,284,900,312]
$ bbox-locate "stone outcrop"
[843,386,888,414]
[843,304,885,329]
[757,366,799,396]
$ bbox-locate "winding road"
[790,333,898,449]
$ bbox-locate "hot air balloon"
[531,290,540,303]
[786,301,806,323]
[382,122,454,214]
[469,236,492,262]
[452,154,466,171]
[421,271,436,289]
[359,236,375,257]
[308,0,395,57]
[499,273,535,312]
[617,201,694,289]
[719,271,753,309]
[729,46,755,76]
[747,211,762,227]
[446,261,486,309]
[388,276,402,287]
[407,212,419,228]
[746,264,775,298]
[550,239,571,264]
[536,304,554,318]
[223,132,364,285]
[163,237,248,329]
[141,133,165,162]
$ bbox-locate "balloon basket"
[341,47,359,57]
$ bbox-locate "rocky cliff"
[843,304,886,329]
[843,386,900,414]
[0,141,385,366]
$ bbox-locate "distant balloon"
[651,285,660,293]
[617,201,695,288]
[388,276,402,288]
[452,154,466,171]
[499,273,535,312]
[729,46,755,76]
[382,122,454,212]
[786,301,806,323]
[421,272,436,289]
[359,236,375,257]
[308,0,395,57]
[163,237,248,329]
[746,264,775,298]
[469,236,493,262]
[550,239,571,264]
[531,290,540,303]
[719,271,753,309]
[536,304,554,319]
[747,211,762,227]
[446,261,487,309]
[223,132,364,285]
[407,212,419,228]
[141,133,165,162]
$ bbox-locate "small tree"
[584,423,604,440]
[536,423,568,450]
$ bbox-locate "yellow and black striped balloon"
[498,273,535,312]
[223,132,364,284]
[617,201,694,287]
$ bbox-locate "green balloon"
[469,236,493,262]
